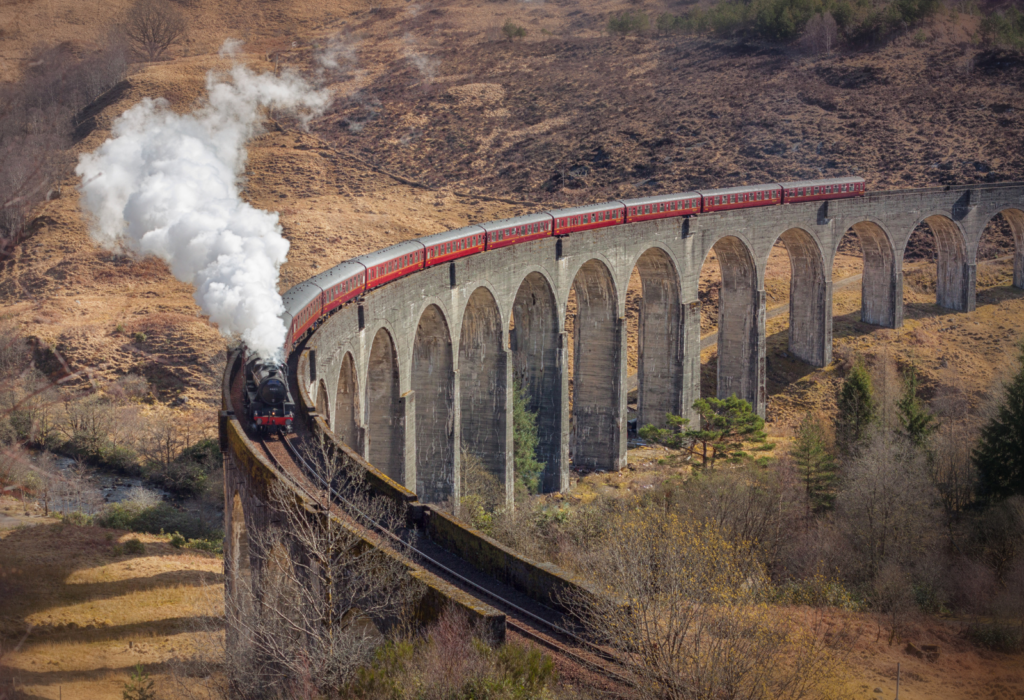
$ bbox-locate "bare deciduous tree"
[801,12,839,56]
[179,436,421,700]
[562,503,850,700]
[1,42,127,257]
[835,431,941,580]
[121,0,188,62]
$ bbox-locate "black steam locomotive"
[243,351,295,435]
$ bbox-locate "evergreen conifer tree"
[686,395,768,469]
[837,359,876,451]
[792,413,837,511]
[974,344,1024,501]
[512,378,545,493]
[123,664,155,700]
[896,364,937,448]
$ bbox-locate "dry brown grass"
[0,513,222,700]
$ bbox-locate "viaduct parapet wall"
[301,183,1024,506]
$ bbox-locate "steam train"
[242,350,296,435]
[280,176,866,353]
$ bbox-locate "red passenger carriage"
[780,177,865,203]
[621,192,701,222]
[550,203,624,236]
[482,213,554,249]
[422,225,487,267]
[355,240,426,292]
[698,184,783,213]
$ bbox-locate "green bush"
[97,442,140,473]
[145,438,219,497]
[169,531,222,553]
[608,10,649,35]
[502,19,526,41]
[62,511,94,526]
[981,6,1024,49]
[133,332,147,344]
[754,0,821,42]
[97,502,220,541]
[124,538,145,554]
[965,623,1024,653]
[495,642,557,694]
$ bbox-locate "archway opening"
[334,353,360,449]
[902,215,969,312]
[316,379,331,427]
[566,259,621,471]
[698,237,759,409]
[831,221,897,328]
[628,248,682,430]
[366,328,403,484]
[977,209,1024,291]
[510,272,562,492]
[773,229,829,368]
[412,305,454,504]
[459,288,507,508]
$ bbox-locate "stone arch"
[569,259,623,471]
[366,328,404,484]
[630,247,684,428]
[908,213,971,311]
[704,236,762,411]
[982,208,1024,289]
[773,228,831,367]
[334,352,360,450]
[412,304,455,504]
[315,379,331,426]
[459,287,509,505]
[843,220,900,328]
[511,270,564,491]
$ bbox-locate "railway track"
[253,432,634,691]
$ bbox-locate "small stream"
[51,455,171,505]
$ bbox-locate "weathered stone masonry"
[304,184,1024,505]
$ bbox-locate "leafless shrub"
[458,450,506,526]
[0,321,29,381]
[120,0,188,61]
[562,503,851,700]
[0,41,128,257]
[835,431,941,581]
[218,438,420,699]
[44,458,104,517]
[872,562,916,645]
[801,12,839,55]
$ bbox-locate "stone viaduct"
[300,183,1024,507]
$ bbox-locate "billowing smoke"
[76,48,331,360]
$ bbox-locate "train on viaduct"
[220,181,1024,649]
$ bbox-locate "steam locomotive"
[280,176,868,353]
[243,351,295,435]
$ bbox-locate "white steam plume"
[76,51,331,360]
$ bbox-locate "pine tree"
[638,413,691,449]
[512,378,545,494]
[123,664,155,700]
[896,364,937,448]
[686,395,768,470]
[792,413,837,511]
[837,360,876,451]
[974,344,1024,501]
